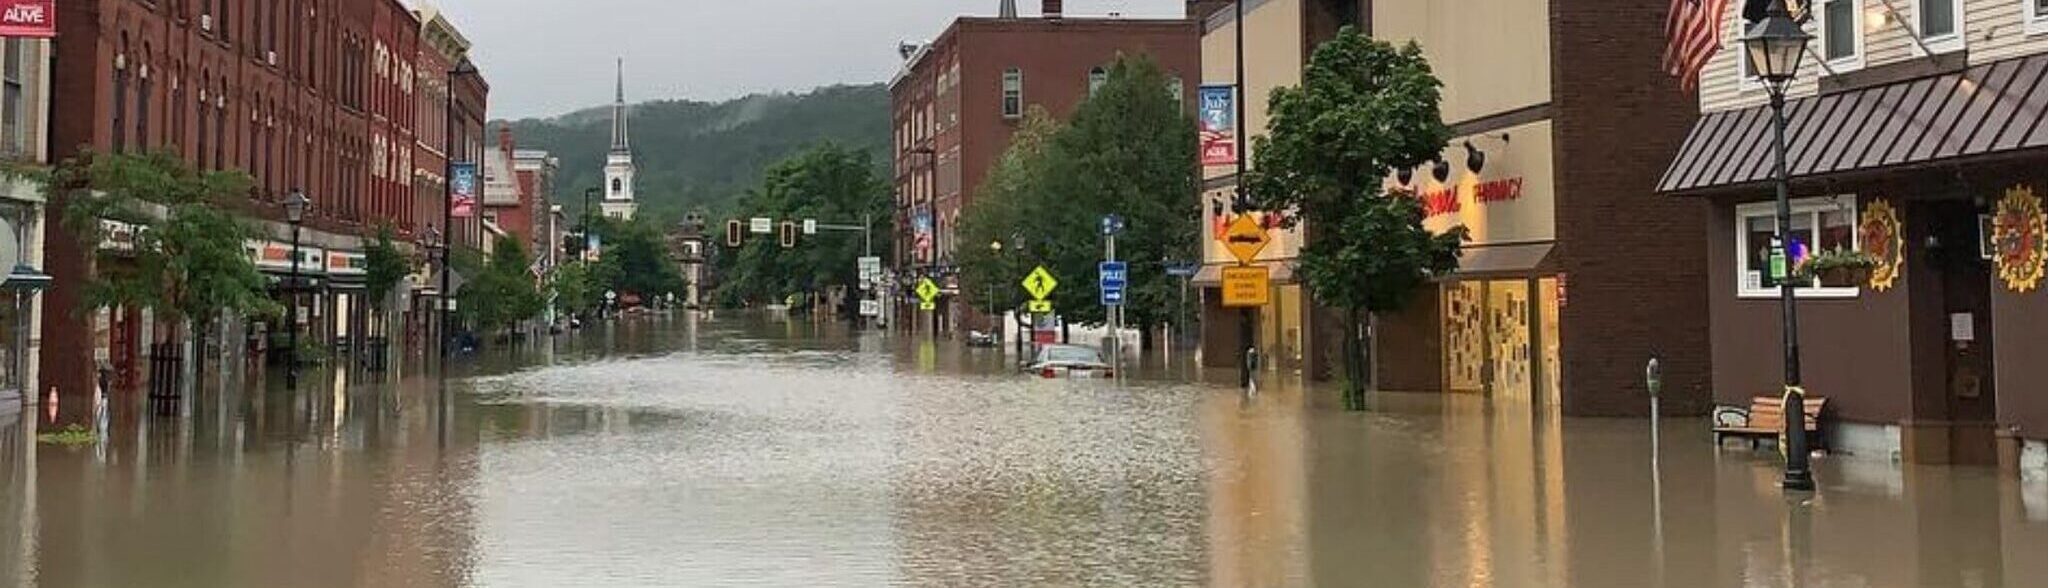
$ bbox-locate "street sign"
[803,219,818,235]
[1165,261,1199,277]
[1100,213,1125,236]
[1222,214,1270,264]
[1099,261,1128,306]
[915,277,940,311]
[1027,300,1053,314]
[859,299,882,317]
[1221,266,1270,307]
[1022,266,1059,300]
[750,217,773,234]
[857,256,883,287]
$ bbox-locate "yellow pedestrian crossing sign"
[916,277,940,310]
[1022,266,1058,300]
[1027,300,1053,314]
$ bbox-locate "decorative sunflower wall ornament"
[1859,200,1904,291]
[1993,185,2048,292]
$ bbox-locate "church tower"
[600,58,638,220]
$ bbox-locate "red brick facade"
[891,12,1201,331]
[42,0,487,401]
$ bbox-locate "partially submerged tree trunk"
[1344,306,1370,410]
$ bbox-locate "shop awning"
[1192,262,1294,286]
[1450,242,1553,277]
[1658,53,2048,195]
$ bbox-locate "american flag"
[1664,0,1732,92]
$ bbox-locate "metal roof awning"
[1450,242,1553,277]
[1658,53,2048,195]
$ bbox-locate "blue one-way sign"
[1099,261,1128,306]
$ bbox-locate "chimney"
[498,124,514,153]
[1043,0,1061,19]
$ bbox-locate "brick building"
[1657,0,2048,472]
[42,0,487,402]
[891,0,1200,335]
[1192,0,1708,416]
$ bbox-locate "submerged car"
[1026,344,1114,379]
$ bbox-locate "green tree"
[362,226,410,329]
[549,260,599,318]
[460,236,546,337]
[956,107,1062,326]
[1247,28,1465,402]
[714,143,889,313]
[593,218,687,305]
[955,55,1199,344]
[49,150,272,394]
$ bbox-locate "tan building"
[0,36,50,409]
[1197,0,1709,416]
[1661,0,2048,471]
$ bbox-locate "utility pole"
[1234,0,1256,389]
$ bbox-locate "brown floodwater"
[2,313,2045,587]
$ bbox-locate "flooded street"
[3,314,2047,587]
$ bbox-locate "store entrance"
[1444,278,1561,405]
[1930,201,1998,464]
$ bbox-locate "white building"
[600,59,638,221]
[0,37,51,410]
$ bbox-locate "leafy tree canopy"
[713,143,889,308]
[1246,28,1464,396]
[460,236,546,334]
[955,55,1199,330]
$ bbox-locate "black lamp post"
[443,59,480,359]
[284,190,310,391]
[987,239,1002,340]
[1742,0,1816,492]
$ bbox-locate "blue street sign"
[1099,214,1125,236]
[1099,261,1128,306]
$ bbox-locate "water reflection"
[0,313,2043,587]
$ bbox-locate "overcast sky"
[425,0,1189,120]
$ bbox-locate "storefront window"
[1736,197,1860,298]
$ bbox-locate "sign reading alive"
[0,0,55,39]
[1198,85,1237,166]
[1220,266,1269,307]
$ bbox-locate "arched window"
[137,44,152,151]
[611,177,622,195]
[112,34,129,152]
[1087,66,1108,96]
[213,82,226,171]
[196,72,210,166]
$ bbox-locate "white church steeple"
[600,58,638,221]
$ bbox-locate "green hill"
[496,83,890,223]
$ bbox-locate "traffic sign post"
[915,277,939,311]
[1022,266,1059,301]
[1098,261,1127,306]
[1223,214,1271,264]
[1221,266,1270,307]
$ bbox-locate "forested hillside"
[498,83,890,222]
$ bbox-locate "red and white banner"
[1198,85,1237,166]
[0,0,55,39]
[450,162,478,218]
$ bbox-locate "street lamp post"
[1233,0,1256,389]
[443,60,480,359]
[1742,0,1816,492]
[284,190,310,391]
[418,224,443,364]
[988,240,1002,343]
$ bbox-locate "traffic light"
[726,219,743,247]
[779,221,797,248]
[562,233,583,259]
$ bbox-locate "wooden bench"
[1713,396,1828,450]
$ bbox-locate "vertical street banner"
[0,0,55,38]
[1198,85,1236,166]
[450,162,478,218]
